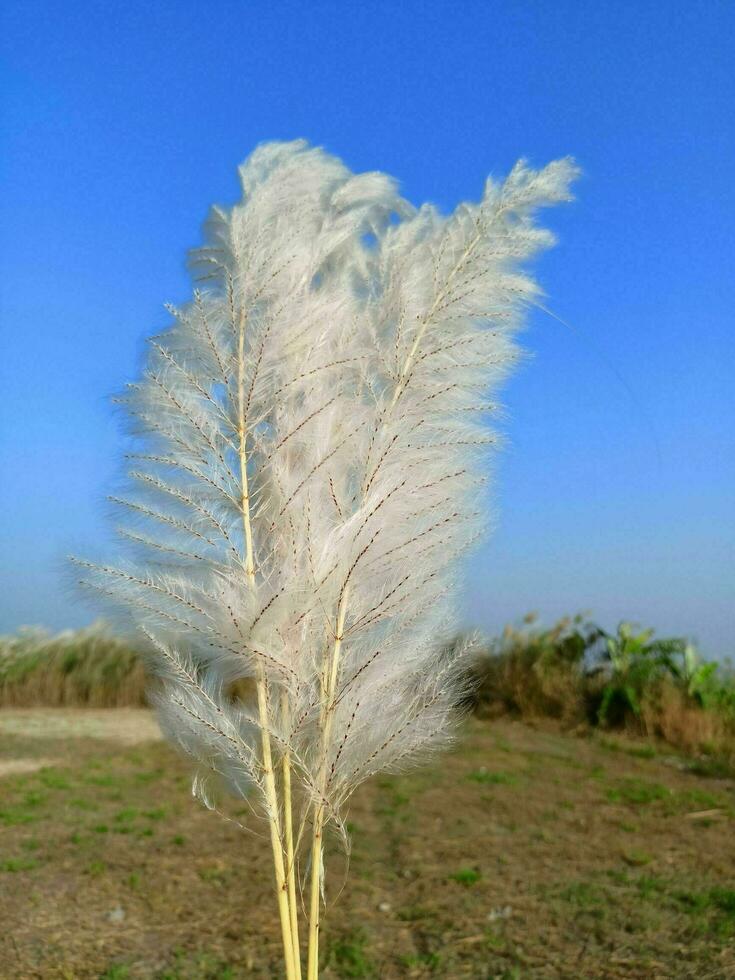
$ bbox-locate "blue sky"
[1,1,733,655]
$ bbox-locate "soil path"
[0,709,161,775]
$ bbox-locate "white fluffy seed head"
[74,140,578,828]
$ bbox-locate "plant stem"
[236,301,297,978]
[282,690,302,979]
[258,677,298,980]
[307,586,350,980]
[306,797,325,980]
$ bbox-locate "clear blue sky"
[1,1,733,655]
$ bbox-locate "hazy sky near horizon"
[1,2,733,655]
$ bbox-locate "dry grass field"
[1,710,734,979]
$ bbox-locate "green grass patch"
[599,737,657,760]
[671,787,722,811]
[0,806,36,826]
[99,966,130,980]
[400,951,442,971]
[606,778,671,806]
[70,797,99,811]
[607,869,666,899]
[140,948,237,980]
[114,807,138,824]
[143,807,166,821]
[635,874,666,899]
[1,856,40,872]
[37,767,72,789]
[198,865,228,883]
[326,929,373,978]
[84,773,118,788]
[135,768,164,784]
[484,928,513,953]
[607,778,729,816]
[22,790,46,808]
[687,756,734,779]
[622,848,653,867]
[675,887,735,938]
[467,769,519,786]
[449,867,481,886]
[558,880,606,910]
[374,778,411,818]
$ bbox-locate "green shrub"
[470,614,735,768]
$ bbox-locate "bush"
[0,624,147,707]
[592,622,687,727]
[471,615,735,766]
[472,613,603,724]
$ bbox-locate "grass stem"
[307,586,350,980]
[258,676,297,980]
[282,690,302,978]
[237,306,297,978]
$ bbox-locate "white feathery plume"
[74,140,577,979]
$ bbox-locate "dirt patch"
[0,757,56,777]
[0,714,733,978]
[0,708,162,743]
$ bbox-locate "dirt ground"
[1,710,733,980]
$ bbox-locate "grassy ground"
[1,712,733,979]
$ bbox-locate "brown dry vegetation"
[639,684,732,760]
[1,710,734,979]
[0,628,147,708]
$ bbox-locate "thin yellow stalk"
[257,678,298,980]
[237,308,297,980]
[306,794,326,980]
[282,690,302,979]
[307,587,350,980]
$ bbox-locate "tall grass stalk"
[72,141,576,976]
